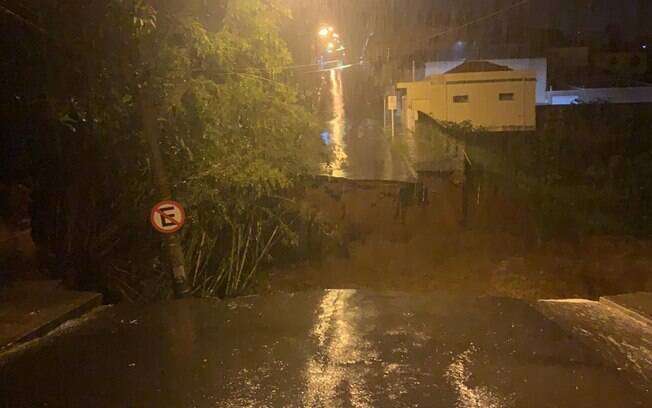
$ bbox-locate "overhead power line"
[1,2,322,76]
[0,3,56,41]
[214,61,322,75]
[187,1,531,76]
[385,0,530,61]
[425,0,530,44]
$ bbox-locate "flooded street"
[321,68,418,182]
[325,69,348,178]
[2,1,651,407]
[2,291,648,407]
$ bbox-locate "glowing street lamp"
[319,26,334,37]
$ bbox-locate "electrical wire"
[215,61,323,74]
[379,0,531,61]
[0,3,57,42]
[3,1,530,76]
[0,1,324,76]
[424,0,529,44]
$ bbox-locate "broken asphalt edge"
[0,292,103,353]
[599,296,652,328]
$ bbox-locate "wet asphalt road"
[321,69,417,183]
[1,290,649,407]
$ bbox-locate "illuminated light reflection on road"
[319,63,421,181]
[445,345,510,408]
[302,290,375,407]
[327,68,349,177]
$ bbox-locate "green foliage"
[13,0,324,299]
[421,104,652,240]
[143,1,324,298]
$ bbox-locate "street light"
[319,26,334,37]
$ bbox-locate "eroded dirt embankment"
[258,177,652,300]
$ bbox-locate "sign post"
[150,200,189,296]
[383,96,387,129]
[387,95,397,140]
[140,81,191,298]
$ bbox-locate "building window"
[453,95,469,103]
[499,93,514,101]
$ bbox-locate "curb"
[0,292,103,352]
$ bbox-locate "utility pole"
[383,96,387,128]
[387,95,397,140]
[138,2,191,298]
[141,94,191,298]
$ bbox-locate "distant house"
[425,58,548,105]
[547,84,652,105]
[397,60,537,132]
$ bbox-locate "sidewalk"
[0,280,102,351]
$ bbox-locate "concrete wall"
[297,177,464,243]
[397,81,433,131]
[445,71,537,131]
[399,69,537,132]
[426,58,548,104]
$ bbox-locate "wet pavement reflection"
[326,69,349,178]
[303,290,377,407]
[321,69,417,182]
[1,290,649,407]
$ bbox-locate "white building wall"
[398,69,537,132]
[548,87,652,105]
[425,58,548,105]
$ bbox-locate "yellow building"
[397,61,537,132]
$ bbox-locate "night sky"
[529,0,651,40]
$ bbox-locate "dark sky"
[530,0,651,39]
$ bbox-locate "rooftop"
[445,60,513,74]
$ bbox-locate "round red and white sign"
[150,201,186,234]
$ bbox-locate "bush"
[418,104,652,240]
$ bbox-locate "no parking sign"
[150,201,186,234]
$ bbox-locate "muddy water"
[263,177,652,301]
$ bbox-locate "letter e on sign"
[151,201,186,234]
